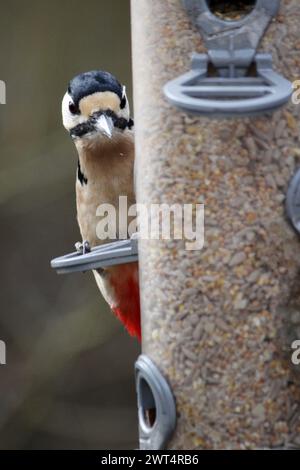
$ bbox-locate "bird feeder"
[164,0,292,117]
[131,0,300,450]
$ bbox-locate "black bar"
[0,450,298,467]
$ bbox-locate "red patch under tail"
[110,265,141,341]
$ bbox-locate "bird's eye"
[69,102,78,114]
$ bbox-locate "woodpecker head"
[62,71,133,143]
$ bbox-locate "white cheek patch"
[119,88,130,120]
[61,92,88,131]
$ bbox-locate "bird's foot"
[75,240,91,255]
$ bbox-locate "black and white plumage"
[62,71,141,340]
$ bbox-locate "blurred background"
[0,0,140,449]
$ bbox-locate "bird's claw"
[75,240,91,255]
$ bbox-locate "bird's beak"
[95,114,114,139]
